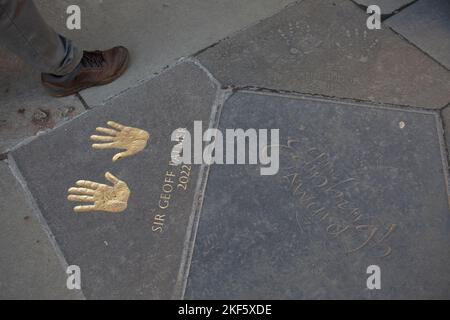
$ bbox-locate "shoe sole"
[43,53,130,98]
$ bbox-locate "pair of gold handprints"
[67,121,150,213]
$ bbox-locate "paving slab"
[0,50,85,154]
[353,0,415,15]
[0,161,82,300]
[33,0,295,105]
[386,0,450,70]
[185,91,450,299]
[11,62,218,299]
[197,0,450,109]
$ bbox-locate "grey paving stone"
[386,0,450,70]
[33,0,295,105]
[0,51,85,154]
[353,0,415,15]
[197,0,450,109]
[185,91,450,299]
[0,161,82,300]
[11,62,218,299]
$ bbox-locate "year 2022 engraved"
[152,161,192,233]
[177,165,192,191]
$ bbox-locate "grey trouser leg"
[0,0,82,75]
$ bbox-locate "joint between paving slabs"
[439,106,450,161]
[385,0,420,18]
[349,0,420,21]
[173,63,230,299]
[231,85,443,114]
[387,26,450,73]
[436,109,450,204]
[100,58,187,105]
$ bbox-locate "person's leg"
[0,0,129,97]
[0,0,82,75]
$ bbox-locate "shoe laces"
[81,51,105,68]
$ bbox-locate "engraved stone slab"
[353,0,415,15]
[386,0,450,70]
[197,0,450,109]
[11,62,217,299]
[185,92,450,299]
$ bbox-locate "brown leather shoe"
[41,46,130,97]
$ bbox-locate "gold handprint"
[91,121,150,162]
[67,172,130,213]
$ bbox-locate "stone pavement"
[1,0,449,299]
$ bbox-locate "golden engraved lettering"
[163,183,173,193]
[160,193,171,200]
[153,215,166,228]
[165,176,175,184]
[152,163,192,233]
[177,165,192,191]
[152,214,165,233]
[159,199,169,209]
